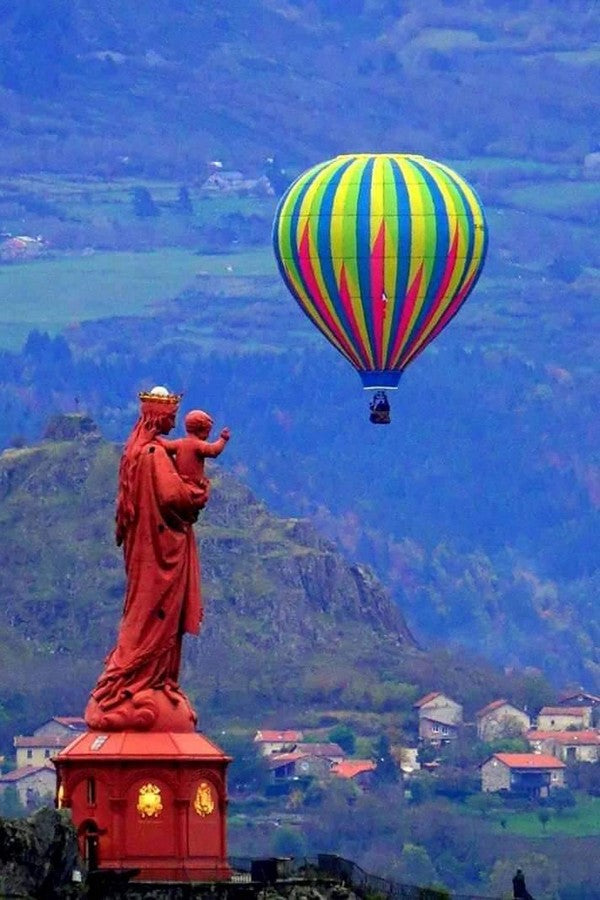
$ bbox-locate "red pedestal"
[54,731,231,881]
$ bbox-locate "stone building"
[527,730,600,763]
[476,699,530,741]
[14,717,86,768]
[0,764,56,807]
[414,692,463,745]
[481,752,565,796]
[536,706,591,731]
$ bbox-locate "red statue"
[160,409,230,506]
[85,388,230,732]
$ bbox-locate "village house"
[253,730,304,756]
[0,234,45,263]
[291,742,345,763]
[476,699,531,741]
[526,730,600,764]
[413,692,463,745]
[536,706,591,731]
[200,170,274,197]
[267,752,332,781]
[331,760,376,789]
[0,763,56,808]
[14,717,86,768]
[557,690,600,726]
[481,752,566,796]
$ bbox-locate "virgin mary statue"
[85,388,207,732]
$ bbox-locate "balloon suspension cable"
[369,390,391,425]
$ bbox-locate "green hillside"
[0,419,549,755]
[0,1,597,175]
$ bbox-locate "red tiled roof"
[331,760,376,779]
[0,764,54,783]
[254,730,304,743]
[539,707,586,717]
[527,730,600,746]
[493,753,565,769]
[14,735,72,749]
[55,731,228,760]
[413,691,442,708]
[476,699,509,718]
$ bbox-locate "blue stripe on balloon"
[355,157,375,366]
[443,168,476,294]
[401,158,449,352]
[385,158,412,369]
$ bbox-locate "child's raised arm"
[195,428,231,458]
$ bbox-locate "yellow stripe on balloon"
[417,157,463,313]
[440,163,487,300]
[295,162,351,343]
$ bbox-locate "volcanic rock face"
[0,808,82,899]
[0,428,417,729]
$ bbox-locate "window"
[44,749,51,758]
[87,777,96,805]
[27,749,33,760]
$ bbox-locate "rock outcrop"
[0,808,82,899]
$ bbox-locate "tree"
[328,724,356,755]
[398,842,438,887]
[372,734,399,785]
[176,186,194,215]
[217,732,269,793]
[0,786,26,818]
[537,807,551,832]
[131,187,160,217]
[272,826,306,857]
[549,786,576,816]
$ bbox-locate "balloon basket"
[369,391,391,425]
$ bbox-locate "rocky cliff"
[0,416,417,741]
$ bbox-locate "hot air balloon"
[272,153,488,424]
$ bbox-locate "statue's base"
[54,731,231,882]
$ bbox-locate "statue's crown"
[139,386,182,406]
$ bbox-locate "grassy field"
[493,795,600,837]
[0,247,273,350]
[502,180,600,217]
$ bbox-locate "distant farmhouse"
[0,764,56,808]
[481,752,566,797]
[537,706,592,731]
[0,234,45,263]
[527,730,600,764]
[254,730,304,756]
[1,716,85,809]
[413,692,463,745]
[476,699,530,741]
[14,717,86,768]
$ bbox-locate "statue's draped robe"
[91,438,203,711]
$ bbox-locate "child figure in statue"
[161,410,230,507]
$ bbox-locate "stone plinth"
[54,731,231,882]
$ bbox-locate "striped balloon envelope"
[273,153,488,408]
